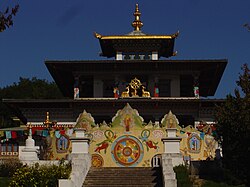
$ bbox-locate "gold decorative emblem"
[121,78,150,98]
[129,78,142,96]
[92,154,104,167]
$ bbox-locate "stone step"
[88,167,160,173]
[87,171,157,173]
[85,176,159,179]
[83,185,159,187]
[83,167,163,187]
[86,172,158,176]
[89,167,158,170]
[84,179,162,184]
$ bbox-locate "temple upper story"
[44,4,227,99]
[94,4,179,60]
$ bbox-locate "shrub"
[174,165,192,187]
[0,159,23,177]
[9,161,71,187]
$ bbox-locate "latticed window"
[0,142,19,156]
[123,52,152,60]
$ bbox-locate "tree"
[0,5,19,32]
[0,77,65,128]
[0,77,64,99]
[243,23,250,32]
[215,64,250,185]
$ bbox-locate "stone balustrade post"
[161,128,183,187]
[59,129,91,187]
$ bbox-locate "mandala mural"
[111,135,144,167]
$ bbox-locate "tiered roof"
[94,4,179,58]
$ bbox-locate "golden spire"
[44,112,51,128]
[132,4,143,31]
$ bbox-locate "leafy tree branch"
[0,5,19,32]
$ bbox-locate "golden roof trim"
[94,31,179,40]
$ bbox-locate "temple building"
[1,4,226,168]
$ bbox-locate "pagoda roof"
[45,59,227,97]
[94,31,178,58]
[95,4,178,58]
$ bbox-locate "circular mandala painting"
[111,135,144,167]
[91,154,104,167]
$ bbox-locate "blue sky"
[0,0,249,98]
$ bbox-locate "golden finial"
[44,112,51,128]
[132,4,143,31]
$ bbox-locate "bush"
[0,159,23,177]
[9,161,71,187]
[174,165,192,187]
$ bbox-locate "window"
[123,52,152,60]
[0,142,19,156]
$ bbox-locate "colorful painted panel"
[19,104,219,165]
[111,135,144,167]
[187,134,201,153]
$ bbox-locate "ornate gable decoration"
[75,110,95,131]
[161,110,179,128]
[111,103,144,131]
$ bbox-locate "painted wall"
[0,104,219,167]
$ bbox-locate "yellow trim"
[94,32,179,40]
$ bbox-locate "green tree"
[0,5,19,32]
[0,77,65,128]
[215,64,250,185]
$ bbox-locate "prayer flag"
[11,131,17,139]
[5,131,11,139]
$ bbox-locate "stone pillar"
[71,129,90,154]
[59,129,91,187]
[161,128,183,166]
[19,128,39,162]
[162,154,177,187]
[161,128,183,187]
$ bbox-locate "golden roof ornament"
[132,4,143,31]
[44,112,50,126]
[43,112,56,128]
